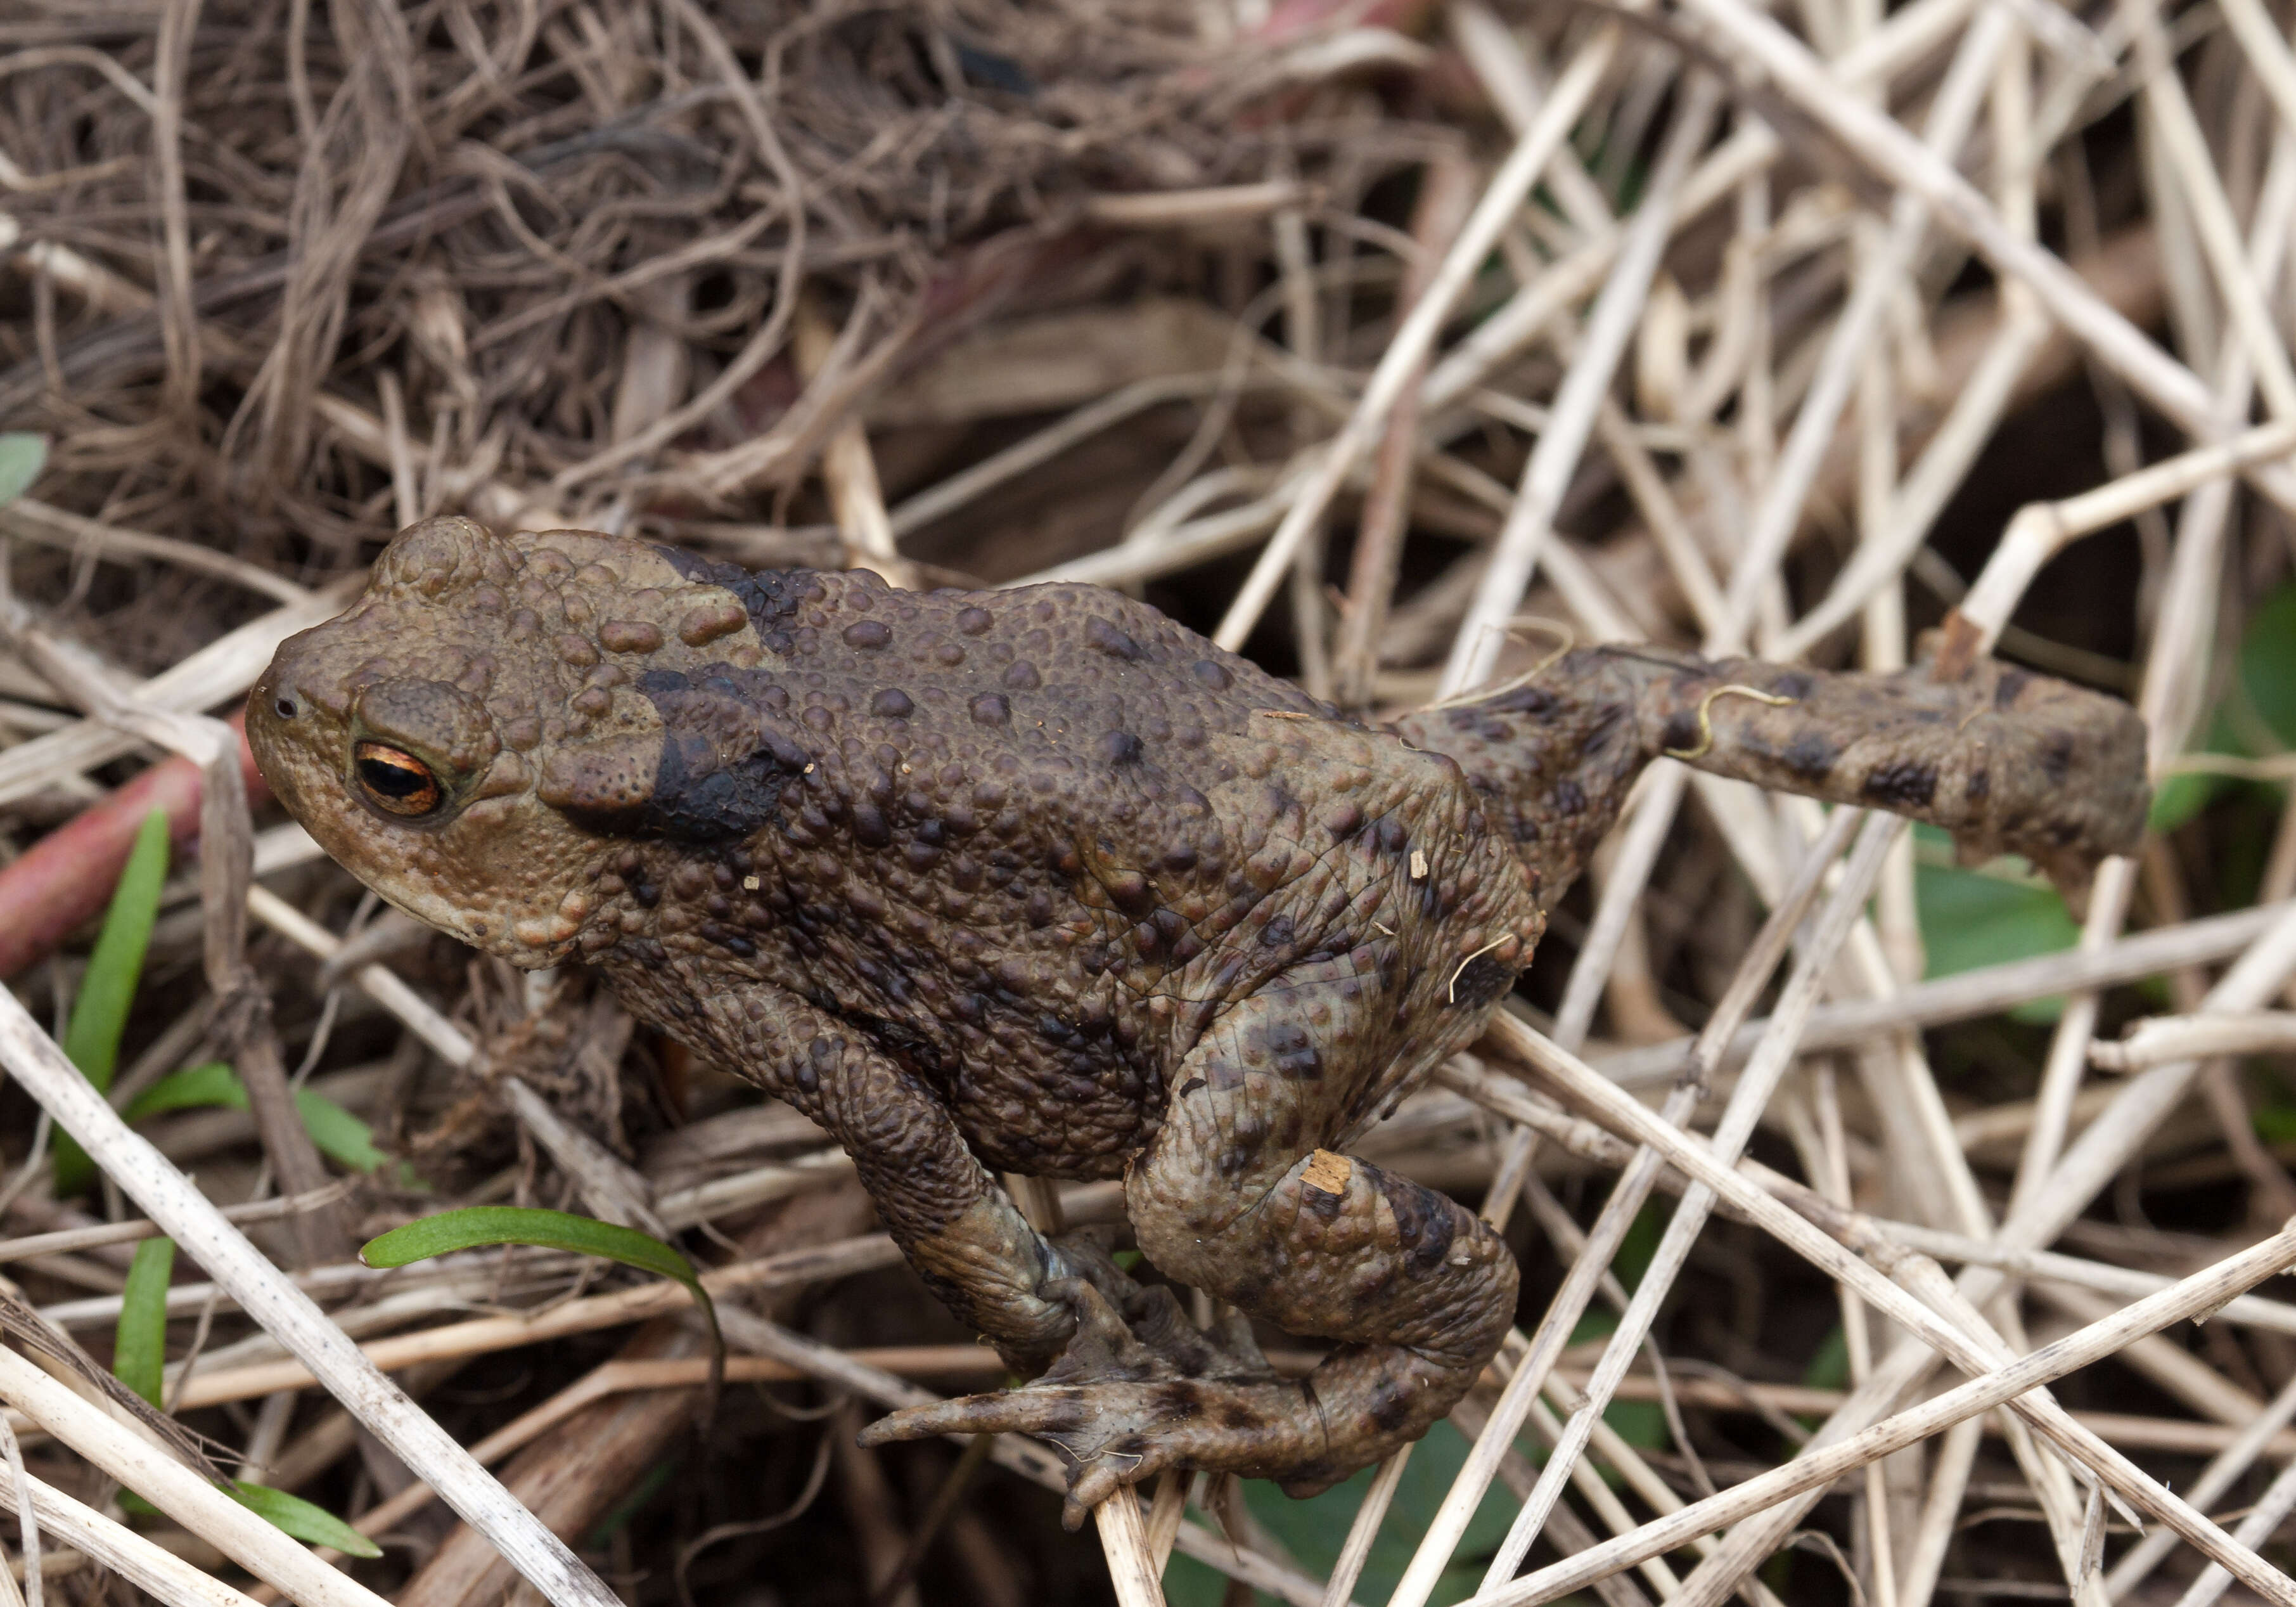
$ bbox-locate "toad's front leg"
[862,975,1516,1521]
[722,995,1082,1374]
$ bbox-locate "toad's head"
[248,515,795,967]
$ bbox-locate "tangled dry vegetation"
[4,0,2296,1604]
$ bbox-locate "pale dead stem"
[0,1344,388,1607]
[0,990,622,1607]
[15,1478,252,1607]
[1449,1016,2296,1604]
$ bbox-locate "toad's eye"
[354,742,442,817]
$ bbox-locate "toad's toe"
[860,1269,1325,1524]
[861,1373,1326,1528]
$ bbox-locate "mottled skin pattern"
[247,518,2150,1521]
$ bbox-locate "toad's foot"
[859,1263,1337,1528]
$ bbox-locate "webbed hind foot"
[859,1247,1342,1527]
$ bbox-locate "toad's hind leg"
[859,971,1516,1518]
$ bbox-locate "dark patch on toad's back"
[558,664,811,842]
[645,732,796,839]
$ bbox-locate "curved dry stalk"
[1937,417,2296,664]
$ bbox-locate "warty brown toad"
[247,516,2150,1521]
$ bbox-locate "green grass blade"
[121,1481,381,1559]
[114,1237,176,1409]
[292,1088,389,1173]
[122,1062,245,1123]
[229,1483,382,1558]
[122,1062,392,1175]
[362,1206,696,1286]
[0,434,46,506]
[362,1208,722,1410]
[55,807,173,1194]
[62,807,171,1091]
[110,1233,379,1558]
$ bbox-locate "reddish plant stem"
[0,711,268,981]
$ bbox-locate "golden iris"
[353,741,442,816]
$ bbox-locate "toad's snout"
[244,652,312,791]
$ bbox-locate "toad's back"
[250,519,1537,1184]
[617,548,1540,1178]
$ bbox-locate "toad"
[248,517,2148,1520]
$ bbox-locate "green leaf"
[114,1237,175,1409]
[1165,1419,1518,1607]
[123,1062,393,1175]
[1914,827,2079,1024]
[2149,766,2228,836]
[228,1483,382,1558]
[124,1062,244,1123]
[292,1089,391,1174]
[55,808,172,1194]
[1802,1322,1850,1392]
[361,1208,722,1399]
[2238,582,2296,747]
[2151,582,2296,836]
[120,1482,380,1559]
[1601,1398,1667,1449]
[0,434,46,507]
[2257,1102,2296,1147]
[61,808,170,1091]
[362,1206,695,1287]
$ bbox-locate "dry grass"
[4,1,2296,1604]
